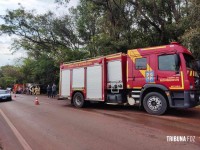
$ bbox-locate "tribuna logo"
[166,136,196,142]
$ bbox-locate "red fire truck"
[13,84,25,94]
[59,42,200,115]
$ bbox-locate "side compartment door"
[72,68,85,90]
[107,60,123,90]
[60,69,70,97]
[86,65,103,100]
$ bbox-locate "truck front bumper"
[169,90,200,108]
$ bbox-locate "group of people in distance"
[25,85,40,95]
[47,83,57,98]
[30,86,40,95]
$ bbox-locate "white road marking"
[0,109,32,150]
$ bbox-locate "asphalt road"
[0,94,200,150]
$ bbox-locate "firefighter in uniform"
[35,86,38,95]
[31,86,35,95]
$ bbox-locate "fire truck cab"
[127,42,200,114]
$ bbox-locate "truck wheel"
[73,92,85,108]
[143,92,167,115]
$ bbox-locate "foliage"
[0,65,23,88]
[20,55,58,85]
[0,0,200,85]
[1,9,80,59]
[181,0,200,58]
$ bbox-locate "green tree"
[0,65,23,88]
[0,7,86,63]
[20,55,58,85]
[1,0,200,87]
[181,0,200,58]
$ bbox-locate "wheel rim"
[75,95,82,106]
[147,96,162,111]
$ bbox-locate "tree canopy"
[0,0,199,87]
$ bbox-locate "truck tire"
[73,92,85,108]
[143,92,167,115]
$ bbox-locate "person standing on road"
[51,83,56,98]
[31,86,35,95]
[38,86,40,95]
[35,86,38,95]
[47,85,51,98]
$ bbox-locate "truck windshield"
[183,54,197,70]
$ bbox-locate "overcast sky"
[0,0,79,66]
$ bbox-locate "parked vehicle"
[59,42,200,115]
[0,90,12,101]
[6,87,12,92]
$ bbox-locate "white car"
[0,90,12,101]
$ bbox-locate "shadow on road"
[165,107,200,118]
[65,102,141,112]
[62,100,200,119]
[0,100,13,103]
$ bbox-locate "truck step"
[131,90,141,99]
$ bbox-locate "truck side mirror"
[174,54,180,73]
[196,60,200,72]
